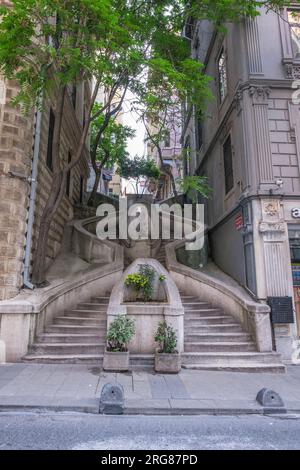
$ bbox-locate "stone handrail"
[72,215,123,264]
[165,239,273,352]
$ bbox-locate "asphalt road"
[0,413,299,450]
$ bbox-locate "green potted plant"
[154,320,181,373]
[124,264,156,301]
[124,264,167,302]
[103,315,135,372]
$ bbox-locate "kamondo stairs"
[23,242,285,372]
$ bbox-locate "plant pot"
[154,349,181,374]
[103,349,130,372]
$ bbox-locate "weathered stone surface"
[103,351,130,372]
[0,341,6,364]
[256,388,286,413]
[99,382,124,415]
[155,351,181,374]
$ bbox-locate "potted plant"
[154,320,181,373]
[103,315,135,372]
[124,264,156,301]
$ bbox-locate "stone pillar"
[249,86,274,190]
[253,198,296,361]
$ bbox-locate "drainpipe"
[23,104,43,290]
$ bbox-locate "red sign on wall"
[235,214,244,231]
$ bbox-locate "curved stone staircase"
[23,288,285,372]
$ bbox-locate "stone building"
[146,114,182,200]
[182,4,300,360]
[0,0,91,301]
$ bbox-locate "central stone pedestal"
[106,258,184,354]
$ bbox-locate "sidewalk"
[0,364,299,415]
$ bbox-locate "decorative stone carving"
[263,201,280,217]
[259,222,286,234]
[249,86,270,104]
[285,63,300,80]
[233,88,243,114]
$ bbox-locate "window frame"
[217,46,228,104]
[223,134,234,195]
[46,108,55,172]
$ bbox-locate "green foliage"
[118,156,161,181]
[0,0,290,115]
[178,176,212,202]
[159,275,166,282]
[125,264,156,302]
[155,321,178,354]
[106,315,135,352]
[91,103,135,169]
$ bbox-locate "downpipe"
[23,104,43,290]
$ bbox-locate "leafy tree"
[118,156,161,195]
[0,0,291,284]
[177,176,212,203]
[88,104,135,205]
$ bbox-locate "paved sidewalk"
[0,364,299,415]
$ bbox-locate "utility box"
[267,297,294,324]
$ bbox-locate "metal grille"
[267,297,294,324]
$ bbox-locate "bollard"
[256,388,286,414]
[99,382,124,415]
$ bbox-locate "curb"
[1,404,298,416]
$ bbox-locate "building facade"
[183,4,300,359]
[0,1,91,300]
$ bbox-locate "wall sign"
[292,208,300,219]
[235,214,244,231]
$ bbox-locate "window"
[66,152,72,198]
[79,176,84,204]
[288,10,300,58]
[46,108,55,171]
[218,48,228,102]
[223,135,234,194]
[196,117,203,150]
[184,136,191,177]
[71,84,77,109]
[164,131,171,148]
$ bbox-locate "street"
[0,413,299,450]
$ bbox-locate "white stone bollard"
[0,340,6,364]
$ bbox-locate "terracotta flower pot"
[103,349,130,372]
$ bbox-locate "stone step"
[185,324,244,333]
[130,354,155,368]
[54,317,106,326]
[182,363,286,373]
[64,310,107,318]
[184,309,227,318]
[30,343,105,355]
[182,351,282,365]
[184,341,256,353]
[37,334,104,344]
[22,354,103,364]
[184,332,252,342]
[90,297,110,304]
[46,325,106,334]
[183,302,211,309]
[185,324,244,334]
[185,316,237,325]
[77,303,108,311]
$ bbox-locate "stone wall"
[0,2,91,299]
[0,76,34,300]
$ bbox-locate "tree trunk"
[31,170,67,285]
[31,82,100,286]
[88,170,101,206]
